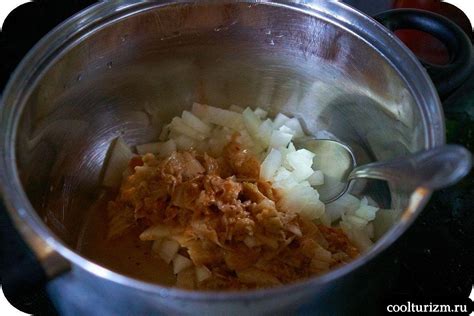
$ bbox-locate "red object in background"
[392,0,473,65]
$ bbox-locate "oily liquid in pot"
[76,191,175,285]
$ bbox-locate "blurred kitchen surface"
[344,0,474,27]
[343,0,394,15]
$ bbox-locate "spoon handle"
[348,145,472,190]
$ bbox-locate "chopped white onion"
[170,117,207,141]
[173,254,193,274]
[102,137,133,188]
[340,221,373,252]
[192,102,244,130]
[279,184,324,220]
[257,119,273,147]
[181,110,212,135]
[273,167,292,182]
[354,197,379,221]
[195,265,212,282]
[373,209,400,239]
[286,149,315,171]
[242,107,262,140]
[254,107,268,119]
[134,102,384,255]
[136,142,161,155]
[325,193,360,223]
[308,170,324,186]
[139,224,171,241]
[159,239,180,264]
[269,130,293,149]
[158,139,177,157]
[174,135,195,151]
[343,214,369,229]
[290,164,314,182]
[273,113,290,129]
[143,140,176,156]
[283,118,305,137]
[260,148,282,180]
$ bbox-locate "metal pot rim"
[0,0,444,300]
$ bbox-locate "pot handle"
[374,9,473,99]
[0,201,69,313]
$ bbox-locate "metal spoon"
[295,138,472,203]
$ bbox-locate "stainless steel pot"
[0,1,472,315]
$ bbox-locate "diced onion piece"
[102,137,133,188]
[325,193,360,223]
[260,148,282,180]
[242,107,262,139]
[257,119,273,147]
[170,117,207,141]
[151,239,162,253]
[181,111,212,135]
[316,175,346,204]
[273,176,299,191]
[139,224,171,241]
[273,113,290,129]
[229,104,245,113]
[240,130,264,155]
[173,254,193,274]
[159,239,180,264]
[308,170,324,186]
[174,135,195,150]
[136,142,160,155]
[278,125,294,136]
[137,139,176,157]
[290,164,314,182]
[354,197,379,221]
[341,221,373,252]
[269,130,293,149]
[343,214,369,229]
[254,107,268,119]
[373,208,400,239]
[286,224,302,237]
[314,244,332,263]
[192,103,243,130]
[273,167,292,182]
[286,149,315,170]
[157,139,177,157]
[299,180,311,187]
[279,184,324,220]
[283,118,305,137]
[195,265,212,282]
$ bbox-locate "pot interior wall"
[16,3,423,248]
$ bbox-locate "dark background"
[0,0,473,315]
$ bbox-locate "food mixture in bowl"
[81,103,380,290]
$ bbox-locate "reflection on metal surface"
[401,187,430,222]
